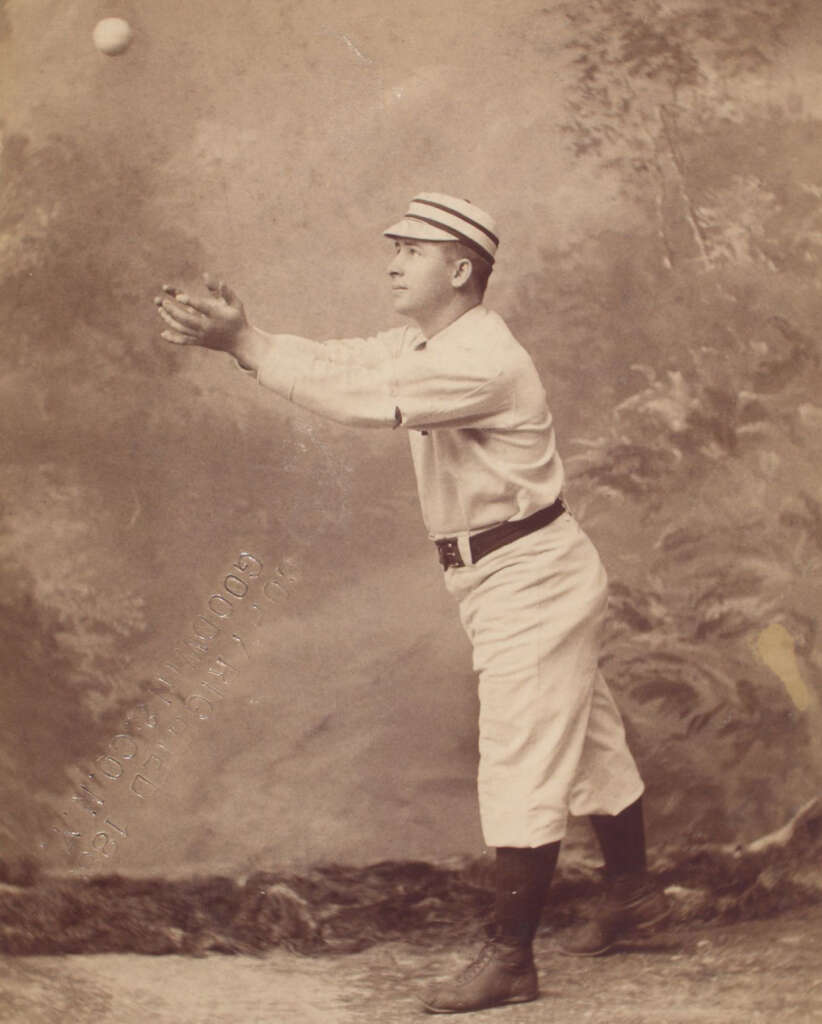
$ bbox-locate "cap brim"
[383,217,458,243]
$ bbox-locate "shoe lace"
[458,941,497,982]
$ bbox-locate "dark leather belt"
[435,496,567,570]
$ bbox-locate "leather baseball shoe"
[420,937,538,1014]
[559,873,671,957]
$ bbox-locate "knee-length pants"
[443,511,644,848]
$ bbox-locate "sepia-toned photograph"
[2,1,821,1021]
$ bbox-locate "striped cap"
[383,193,499,265]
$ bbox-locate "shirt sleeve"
[255,327,408,428]
[390,343,513,430]
[254,327,513,431]
[256,329,403,369]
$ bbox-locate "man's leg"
[591,792,647,876]
[430,517,616,1003]
[421,842,559,1014]
[560,796,670,956]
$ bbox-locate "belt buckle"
[437,537,464,570]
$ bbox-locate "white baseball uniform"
[252,303,644,846]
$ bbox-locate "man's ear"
[451,257,474,290]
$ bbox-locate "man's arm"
[154,275,402,428]
[155,276,512,431]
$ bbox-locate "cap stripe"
[413,197,500,247]
[384,192,499,263]
[405,215,495,264]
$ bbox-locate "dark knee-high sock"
[495,842,561,944]
[590,796,647,879]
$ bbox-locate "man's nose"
[387,251,403,275]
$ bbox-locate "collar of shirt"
[409,303,488,351]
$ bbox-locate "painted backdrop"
[2,0,821,875]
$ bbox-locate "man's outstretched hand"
[154,273,250,355]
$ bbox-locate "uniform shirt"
[254,304,564,539]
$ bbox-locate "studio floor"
[2,904,821,1024]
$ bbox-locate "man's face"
[387,238,458,320]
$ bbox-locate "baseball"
[92,17,133,56]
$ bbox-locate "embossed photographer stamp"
[42,554,298,869]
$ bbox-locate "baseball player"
[155,193,669,1014]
